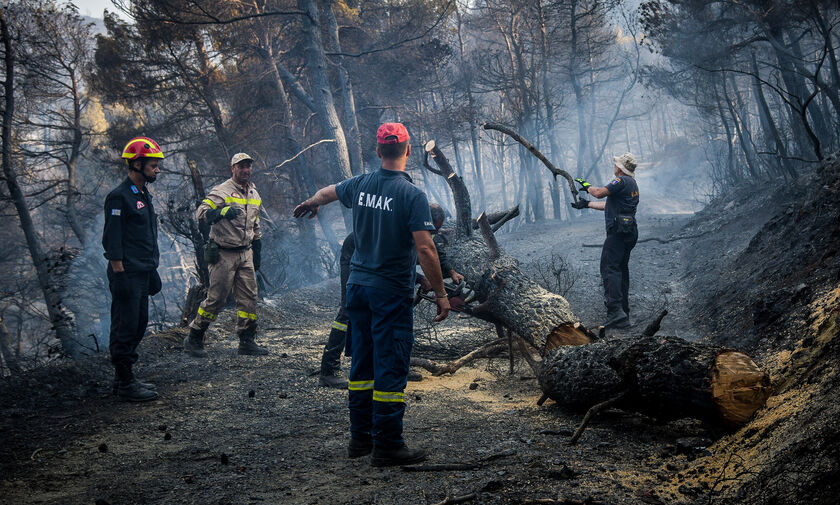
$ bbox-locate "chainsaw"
[413,279,475,312]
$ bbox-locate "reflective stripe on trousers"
[189,248,258,333]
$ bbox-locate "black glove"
[110,271,133,300]
[149,270,162,296]
[252,239,261,271]
[206,205,242,225]
[571,199,590,210]
[574,177,592,192]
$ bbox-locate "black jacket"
[102,177,159,272]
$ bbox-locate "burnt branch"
[641,309,668,337]
[491,205,520,233]
[476,212,499,259]
[410,338,507,376]
[424,140,472,238]
[422,150,442,176]
[568,392,626,445]
[470,206,520,231]
[482,122,580,201]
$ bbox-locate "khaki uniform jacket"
[197,178,262,248]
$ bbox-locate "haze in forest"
[1,0,836,370]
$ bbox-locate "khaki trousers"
[190,248,258,335]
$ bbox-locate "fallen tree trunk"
[539,335,773,426]
[424,140,590,352]
[441,233,589,351]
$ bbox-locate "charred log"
[539,335,772,427]
[433,229,589,352]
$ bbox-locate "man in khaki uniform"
[185,152,268,357]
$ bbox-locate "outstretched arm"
[587,200,606,211]
[293,185,338,218]
[584,185,610,199]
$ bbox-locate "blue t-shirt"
[604,175,639,234]
[335,168,435,297]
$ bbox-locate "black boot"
[604,309,630,329]
[114,364,158,402]
[371,444,427,467]
[319,374,348,388]
[238,326,268,356]
[112,372,156,395]
[348,436,373,458]
[184,327,207,358]
[319,325,347,387]
[117,380,159,402]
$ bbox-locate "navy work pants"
[345,284,414,449]
[600,228,638,317]
[108,269,151,379]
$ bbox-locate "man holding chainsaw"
[318,203,465,389]
[571,153,639,330]
[294,122,449,467]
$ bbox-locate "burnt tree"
[423,140,590,352]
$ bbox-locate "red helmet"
[122,136,164,165]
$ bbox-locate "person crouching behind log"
[571,153,639,330]
[294,122,450,467]
[318,203,464,389]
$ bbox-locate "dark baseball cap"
[376,123,410,144]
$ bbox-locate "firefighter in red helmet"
[101,136,164,402]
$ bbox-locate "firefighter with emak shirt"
[184,153,268,357]
[317,203,464,389]
[572,153,640,330]
[294,123,450,467]
[102,137,164,402]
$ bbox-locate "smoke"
[64,213,110,355]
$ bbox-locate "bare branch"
[481,122,580,201]
[273,139,335,170]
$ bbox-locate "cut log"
[539,335,772,426]
[438,231,590,352]
[712,351,774,425]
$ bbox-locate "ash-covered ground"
[2,159,838,505]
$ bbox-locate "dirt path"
[1,214,723,505]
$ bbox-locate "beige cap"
[613,152,637,177]
[230,152,253,166]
